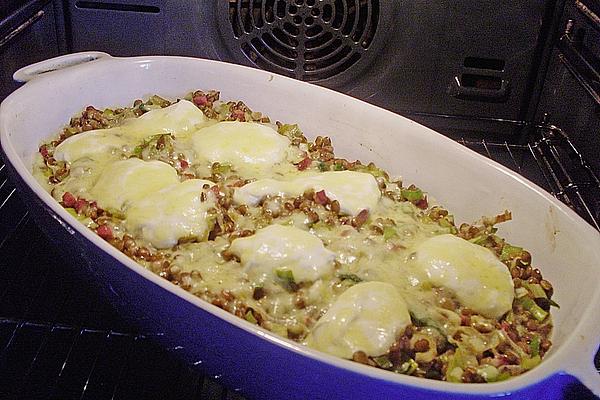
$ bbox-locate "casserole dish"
[1,52,599,399]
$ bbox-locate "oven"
[0,1,599,398]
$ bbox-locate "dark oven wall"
[0,0,65,100]
[535,0,600,174]
[64,0,551,137]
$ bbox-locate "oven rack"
[0,128,598,399]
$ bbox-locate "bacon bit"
[74,198,88,214]
[460,314,471,326]
[495,354,510,366]
[415,196,428,209]
[314,190,329,205]
[231,109,246,121]
[192,94,208,106]
[180,159,189,169]
[297,156,312,171]
[96,224,114,240]
[62,192,77,208]
[352,209,369,228]
[230,179,246,188]
[210,185,221,196]
[39,145,49,158]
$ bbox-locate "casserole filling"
[35,91,557,383]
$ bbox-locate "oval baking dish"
[1,53,599,399]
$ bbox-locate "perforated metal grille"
[227,0,379,81]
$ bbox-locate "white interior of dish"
[1,55,599,395]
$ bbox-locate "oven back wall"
[66,0,549,130]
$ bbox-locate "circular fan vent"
[227,0,379,81]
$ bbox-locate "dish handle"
[13,51,112,83]
[564,355,600,396]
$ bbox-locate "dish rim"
[1,52,599,396]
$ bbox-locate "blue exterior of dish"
[2,147,597,400]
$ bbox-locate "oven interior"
[0,0,599,398]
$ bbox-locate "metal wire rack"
[0,126,598,399]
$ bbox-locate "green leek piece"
[520,297,548,322]
[496,371,512,381]
[395,358,418,375]
[447,367,463,383]
[468,235,488,246]
[275,268,297,291]
[383,226,397,240]
[213,163,232,175]
[529,335,541,357]
[477,365,499,382]
[522,355,541,371]
[65,207,78,218]
[278,123,303,139]
[500,244,523,261]
[270,323,288,337]
[515,287,529,299]
[333,163,344,171]
[522,282,547,299]
[318,162,329,172]
[245,310,257,324]
[373,356,393,370]
[276,268,295,282]
[401,188,423,202]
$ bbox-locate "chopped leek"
[477,365,499,382]
[496,371,512,381]
[401,188,423,202]
[318,162,329,172]
[277,123,303,139]
[522,282,547,299]
[529,335,541,357]
[65,207,78,218]
[515,287,528,299]
[520,297,548,322]
[276,268,294,282]
[447,367,463,383]
[522,355,541,370]
[383,226,397,240]
[275,268,297,291]
[373,356,393,370]
[500,244,523,261]
[245,310,257,324]
[395,358,418,375]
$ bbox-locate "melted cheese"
[414,234,514,319]
[54,100,207,163]
[234,171,381,215]
[191,121,290,174]
[125,179,215,249]
[54,130,129,163]
[119,100,209,140]
[306,281,411,358]
[228,224,335,283]
[90,158,179,210]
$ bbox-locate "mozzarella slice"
[119,100,209,140]
[125,179,215,249]
[414,234,514,319]
[234,171,381,215]
[90,158,179,210]
[55,100,207,163]
[306,281,411,358]
[191,121,290,172]
[54,130,129,163]
[228,224,335,283]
